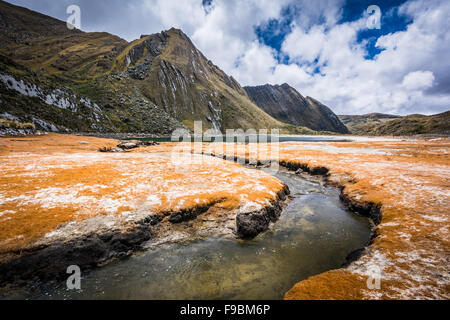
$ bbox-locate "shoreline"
[204,153,383,292]
[0,154,370,299]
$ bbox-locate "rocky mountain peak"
[244,83,349,134]
[0,0,342,135]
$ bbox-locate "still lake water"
[132,135,350,143]
[27,168,370,300]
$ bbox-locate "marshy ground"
[0,133,448,300]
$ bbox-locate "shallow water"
[133,135,350,143]
[29,169,370,300]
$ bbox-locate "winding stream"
[27,168,371,300]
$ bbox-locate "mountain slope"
[338,113,402,135]
[339,112,450,136]
[112,28,290,132]
[353,112,450,136]
[244,84,349,134]
[0,0,308,135]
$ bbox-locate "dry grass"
[199,138,450,299]
[0,134,285,253]
[1,133,448,299]
[0,118,35,130]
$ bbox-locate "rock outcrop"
[244,84,349,134]
[0,116,38,136]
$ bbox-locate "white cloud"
[402,71,435,90]
[249,0,450,115]
[183,0,448,116]
[282,25,327,63]
[190,0,291,75]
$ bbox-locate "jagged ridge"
[244,83,349,134]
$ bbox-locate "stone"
[139,141,160,146]
[98,147,126,153]
[117,141,139,150]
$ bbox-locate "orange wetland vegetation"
[0,133,449,300]
[200,138,450,299]
[0,134,284,252]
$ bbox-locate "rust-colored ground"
[200,138,450,299]
[0,134,448,300]
[0,134,284,254]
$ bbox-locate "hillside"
[0,1,325,135]
[339,112,449,136]
[362,112,449,136]
[244,84,349,134]
[338,113,402,135]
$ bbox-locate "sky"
[5,0,450,115]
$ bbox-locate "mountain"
[244,84,349,134]
[339,112,450,136]
[347,112,450,136]
[0,0,315,135]
[338,113,402,135]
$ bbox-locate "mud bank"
[23,166,369,300]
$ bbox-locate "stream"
[25,167,371,300]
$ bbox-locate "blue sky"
[5,0,450,115]
[254,0,414,66]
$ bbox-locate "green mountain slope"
[338,113,402,135]
[0,0,313,135]
[339,112,450,136]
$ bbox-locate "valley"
[0,0,448,302]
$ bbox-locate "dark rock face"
[236,186,289,239]
[117,142,139,150]
[0,219,156,287]
[168,204,212,224]
[339,193,382,225]
[244,84,349,134]
[236,212,271,239]
[0,127,37,137]
[99,140,159,152]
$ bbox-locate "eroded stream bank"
[12,167,371,300]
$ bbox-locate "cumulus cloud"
[262,0,450,115]
[402,71,435,91]
[6,0,450,115]
[178,0,449,115]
